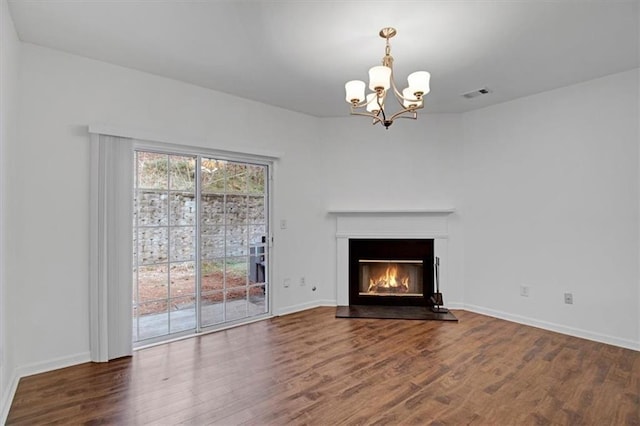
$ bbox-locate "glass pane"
[248,284,267,315]
[225,288,247,321]
[249,251,266,285]
[170,192,195,226]
[226,256,248,288]
[137,264,168,302]
[201,291,224,327]
[135,151,269,342]
[137,299,169,316]
[138,227,168,265]
[137,152,168,190]
[201,194,224,226]
[226,226,248,257]
[247,164,266,194]
[137,300,169,340]
[169,155,196,191]
[201,260,224,292]
[170,296,196,333]
[169,261,195,298]
[248,195,265,224]
[226,195,247,225]
[170,227,195,262]
[226,162,247,193]
[201,226,224,259]
[249,225,266,246]
[201,158,226,193]
[136,190,168,226]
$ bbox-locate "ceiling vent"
[462,87,491,99]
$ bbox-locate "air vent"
[462,87,491,99]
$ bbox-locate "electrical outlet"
[520,285,530,297]
[280,219,287,229]
[300,277,306,286]
[564,292,573,304]
[284,278,290,288]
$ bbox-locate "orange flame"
[368,264,409,293]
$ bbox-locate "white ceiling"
[7,0,640,117]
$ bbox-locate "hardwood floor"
[7,307,640,425]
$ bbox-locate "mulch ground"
[135,265,262,315]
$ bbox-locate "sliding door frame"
[89,123,280,362]
[132,139,274,346]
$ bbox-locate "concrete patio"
[133,296,266,342]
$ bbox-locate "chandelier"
[344,27,430,129]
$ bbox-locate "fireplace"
[349,239,434,306]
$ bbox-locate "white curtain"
[89,133,133,361]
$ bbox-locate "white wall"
[0,0,21,419]
[461,69,639,348]
[7,43,324,373]
[317,115,466,305]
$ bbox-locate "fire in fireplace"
[349,239,434,306]
[359,260,423,296]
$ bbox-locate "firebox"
[349,239,434,306]
[359,260,423,296]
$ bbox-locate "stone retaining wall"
[134,190,266,264]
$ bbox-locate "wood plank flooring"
[7,307,640,425]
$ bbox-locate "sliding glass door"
[199,158,268,326]
[133,150,269,345]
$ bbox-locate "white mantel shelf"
[328,208,455,215]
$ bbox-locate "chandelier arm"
[351,91,386,110]
[388,105,422,122]
[395,112,419,120]
[351,99,369,109]
[390,68,424,105]
[378,97,388,122]
[389,71,423,103]
[388,70,406,101]
[349,110,383,124]
[392,85,407,110]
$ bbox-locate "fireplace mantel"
[331,208,455,305]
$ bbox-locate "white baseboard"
[1,369,19,425]
[1,351,91,424]
[463,304,640,352]
[443,301,465,310]
[273,299,336,316]
[15,351,91,379]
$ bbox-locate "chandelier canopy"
[345,27,430,129]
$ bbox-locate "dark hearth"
[336,305,458,321]
[349,239,434,307]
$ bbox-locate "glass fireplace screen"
[359,259,423,296]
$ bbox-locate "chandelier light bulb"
[402,88,422,108]
[407,71,431,97]
[368,66,392,92]
[345,80,366,104]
